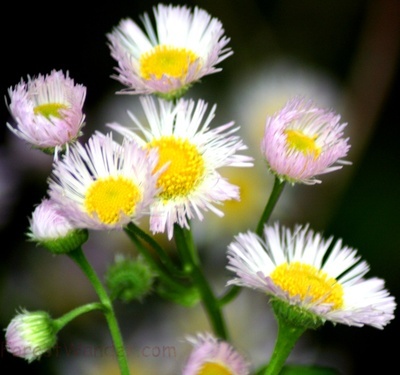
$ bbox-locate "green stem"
[264,319,306,375]
[256,177,286,237]
[126,223,186,277]
[173,224,197,274]
[174,224,229,340]
[219,285,241,306]
[54,302,104,331]
[124,225,191,293]
[68,247,130,375]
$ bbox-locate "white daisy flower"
[182,332,250,375]
[6,70,86,157]
[261,96,351,185]
[227,222,396,329]
[107,4,232,99]
[48,132,159,231]
[108,95,253,239]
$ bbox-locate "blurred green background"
[0,0,399,374]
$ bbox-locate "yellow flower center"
[270,261,344,309]
[285,129,321,158]
[84,176,142,225]
[34,103,68,119]
[139,45,199,80]
[148,136,205,200]
[197,362,233,375]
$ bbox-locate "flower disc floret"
[84,175,142,225]
[261,96,351,184]
[227,222,396,329]
[139,45,200,80]
[149,136,205,200]
[107,4,232,98]
[107,96,253,239]
[271,261,344,309]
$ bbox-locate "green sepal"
[271,298,325,330]
[37,146,58,155]
[155,84,193,102]
[39,229,88,254]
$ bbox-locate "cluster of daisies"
[4,3,395,375]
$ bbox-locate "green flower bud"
[105,255,154,302]
[5,309,58,363]
[156,281,200,307]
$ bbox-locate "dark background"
[0,1,399,374]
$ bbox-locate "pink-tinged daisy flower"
[107,4,232,100]
[261,97,351,185]
[5,309,57,363]
[27,198,88,254]
[108,96,253,239]
[48,132,160,231]
[6,70,86,157]
[182,332,250,375]
[227,223,396,329]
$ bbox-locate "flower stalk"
[264,319,306,375]
[67,247,130,375]
[256,177,285,236]
[54,302,104,331]
[174,223,229,340]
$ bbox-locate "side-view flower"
[261,96,351,185]
[6,69,87,157]
[227,222,396,329]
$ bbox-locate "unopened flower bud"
[5,309,57,362]
[28,198,88,254]
[105,255,154,302]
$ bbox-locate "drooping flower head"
[105,254,155,303]
[6,70,86,157]
[27,198,88,254]
[182,332,250,375]
[48,132,160,231]
[227,223,396,329]
[261,97,350,184]
[5,309,58,363]
[107,4,232,100]
[108,96,253,239]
